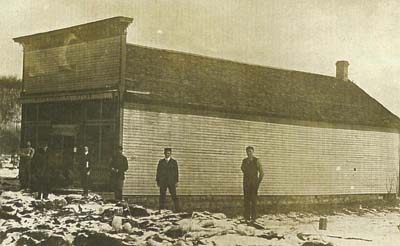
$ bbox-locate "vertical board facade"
[23,36,121,93]
[122,104,399,196]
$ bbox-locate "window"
[102,100,116,119]
[24,125,36,147]
[85,126,100,161]
[37,126,50,146]
[101,125,114,161]
[51,103,64,124]
[86,101,101,120]
[25,104,37,121]
[38,104,51,121]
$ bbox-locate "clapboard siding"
[23,36,121,93]
[122,104,399,196]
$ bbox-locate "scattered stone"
[302,241,334,246]
[6,227,29,234]
[200,220,214,228]
[44,234,71,246]
[65,218,76,224]
[54,198,68,208]
[211,213,226,220]
[16,234,40,246]
[103,207,124,218]
[164,225,187,238]
[73,231,124,246]
[257,231,284,240]
[123,222,133,233]
[36,224,53,230]
[0,209,21,221]
[112,216,124,232]
[235,224,255,236]
[128,204,150,217]
[14,201,24,208]
[1,205,15,212]
[26,229,51,239]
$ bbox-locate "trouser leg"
[19,162,26,188]
[114,179,124,201]
[43,185,49,199]
[168,184,179,212]
[250,185,258,221]
[243,184,251,220]
[81,173,90,195]
[81,174,88,195]
[159,186,167,210]
[26,161,31,189]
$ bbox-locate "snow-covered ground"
[0,189,399,245]
[259,209,400,246]
[0,167,18,179]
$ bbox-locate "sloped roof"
[125,44,400,130]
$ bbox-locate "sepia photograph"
[0,1,400,245]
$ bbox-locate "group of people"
[17,141,129,201]
[18,141,51,199]
[19,142,264,222]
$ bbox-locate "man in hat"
[156,148,179,212]
[79,146,92,196]
[110,146,129,201]
[241,146,264,223]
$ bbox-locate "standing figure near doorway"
[19,141,35,190]
[110,146,129,201]
[79,146,92,196]
[33,144,51,199]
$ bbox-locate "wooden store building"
[14,17,400,209]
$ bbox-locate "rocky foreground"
[0,191,342,246]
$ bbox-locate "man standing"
[19,141,35,190]
[241,146,264,223]
[156,148,179,212]
[110,146,128,201]
[35,144,50,199]
[80,146,92,196]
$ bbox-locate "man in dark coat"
[79,146,92,196]
[156,148,179,212]
[110,146,128,201]
[34,145,50,200]
[241,146,264,222]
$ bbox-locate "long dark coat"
[79,152,92,174]
[31,148,50,191]
[110,153,128,180]
[156,158,179,187]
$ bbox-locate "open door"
[50,124,79,188]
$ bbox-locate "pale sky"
[1,0,399,117]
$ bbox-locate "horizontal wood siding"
[122,104,399,196]
[23,36,121,93]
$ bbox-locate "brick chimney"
[336,60,349,81]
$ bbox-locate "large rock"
[302,241,334,246]
[0,209,21,221]
[44,234,71,246]
[128,205,150,217]
[73,231,124,246]
[164,225,186,239]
